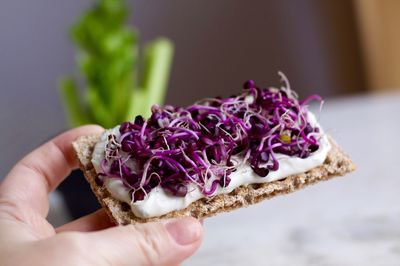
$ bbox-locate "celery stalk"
[58,78,89,127]
[140,38,174,117]
[59,0,174,128]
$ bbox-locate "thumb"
[57,217,203,266]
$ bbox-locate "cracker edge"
[72,134,356,225]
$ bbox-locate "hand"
[0,125,203,266]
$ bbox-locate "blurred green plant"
[59,0,174,128]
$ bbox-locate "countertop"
[185,93,400,265]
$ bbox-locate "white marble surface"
[185,93,400,265]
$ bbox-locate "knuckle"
[60,232,82,251]
[0,198,25,222]
[133,225,164,265]
[58,233,86,255]
[59,233,115,266]
[0,198,42,229]
[47,233,97,266]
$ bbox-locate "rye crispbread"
[73,134,355,225]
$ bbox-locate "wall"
[0,0,364,178]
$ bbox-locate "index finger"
[0,125,103,217]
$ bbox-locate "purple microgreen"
[99,74,323,201]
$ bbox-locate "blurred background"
[2,0,398,178]
[1,0,400,264]
[0,0,368,178]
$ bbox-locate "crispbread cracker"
[73,134,355,225]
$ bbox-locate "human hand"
[0,125,203,266]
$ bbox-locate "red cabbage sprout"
[97,72,323,201]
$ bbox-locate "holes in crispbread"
[324,156,332,164]
[250,183,262,190]
[120,202,130,212]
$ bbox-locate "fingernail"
[165,217,202,245]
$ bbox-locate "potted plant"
[58,0,173,218]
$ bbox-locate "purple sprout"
[99,75,322,201]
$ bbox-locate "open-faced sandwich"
[73,73,355,224]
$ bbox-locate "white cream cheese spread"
[91,111,331,218]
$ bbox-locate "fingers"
[56,217,203,266]
[56,209,114,233]
[0,125,104,217]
